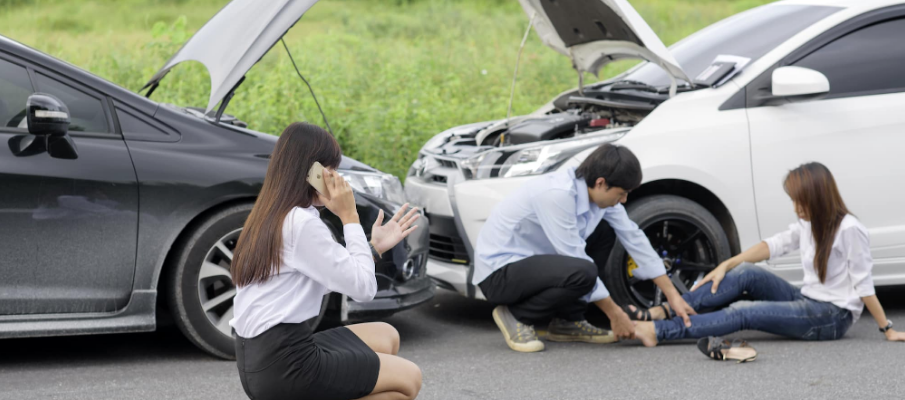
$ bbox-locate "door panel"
[0,57,138,315]
[747,17,905,284]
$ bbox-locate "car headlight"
[461,130,627,180]
[337,170,406,205]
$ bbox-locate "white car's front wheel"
[603,195,732,309]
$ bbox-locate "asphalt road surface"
[2,287,904,400]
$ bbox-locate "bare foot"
[634,321,658,347]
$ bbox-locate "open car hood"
[142,0,319,113]
[518,0,690,93]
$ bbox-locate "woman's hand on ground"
[318,169,359,224]
[370,203,420,256]
[692,262,729,294]
[885,329,905,342]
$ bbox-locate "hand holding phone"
[307,161,327,197]
[309,162,359,224]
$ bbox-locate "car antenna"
[281,37,334,136]
[503,11,537,145]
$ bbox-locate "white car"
[404,0,905,308]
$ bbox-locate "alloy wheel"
[623,217,717,308]
[197,228,241,336]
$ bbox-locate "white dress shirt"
[764,214,875,321]
[229,206,377,338]
[473,167,666,302]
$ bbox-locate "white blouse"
[229,206,377,338]
[764,214,875,321]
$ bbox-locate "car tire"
[166,203,330,359]
[602,195,732,309]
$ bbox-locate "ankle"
[649,304,670,320]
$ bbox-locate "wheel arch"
[628,179,741,255]
[154,197,257,318]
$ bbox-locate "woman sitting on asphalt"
[229,122,422,400]
[631,162,904,356]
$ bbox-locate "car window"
[0,58,33,129]
[35,72,109,133]
[115,107,171,140]
[793,18,905,98]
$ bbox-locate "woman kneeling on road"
[229,122,422,400]
[632,162,905,348]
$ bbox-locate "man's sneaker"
[491,306,545,353]
[546,318,618,344]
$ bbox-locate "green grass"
[1,0,774,178]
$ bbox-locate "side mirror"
[26,93,70,136]
[771,66,829,99]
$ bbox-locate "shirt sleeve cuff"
[632,260,667,281]
[855,284,876,298]
[342,223,369,246]
[342,223,366,236]
[763,235,782,260]
[583,278,610,303]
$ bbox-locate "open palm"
[370,203,420,256]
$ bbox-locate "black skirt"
[236,319,380,400]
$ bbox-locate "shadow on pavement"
[0,325,217,370]
[410,290,496,327]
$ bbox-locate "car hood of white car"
[518,0,690,90]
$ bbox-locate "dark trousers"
[478,220,617,325]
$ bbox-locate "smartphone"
[307,161,327,195]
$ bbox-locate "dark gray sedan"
[0,0,432,360]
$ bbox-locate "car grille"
[426,214,470,264]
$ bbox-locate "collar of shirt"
[301,206,319,218]
[566,166,600,219]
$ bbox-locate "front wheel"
[602,195,732,309]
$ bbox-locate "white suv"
[404,0,905,308]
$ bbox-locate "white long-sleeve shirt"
[230,206,377,338]
[763,214,875,321]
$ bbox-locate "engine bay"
[418,81,686,160]
[478,85,667,147]
[495,107,641,146]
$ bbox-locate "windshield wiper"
[605,80,661,92]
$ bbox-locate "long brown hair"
[231,122,342,287]
[783,162,850,283]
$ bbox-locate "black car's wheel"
[167,204,329,359]
[603,195,732,309]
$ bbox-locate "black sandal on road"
[697,336,757,363]
[623,304,672,321]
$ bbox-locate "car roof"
[0,34,158,114]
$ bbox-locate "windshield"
[620,4,841,88]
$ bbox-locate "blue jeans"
[654,263,853,342]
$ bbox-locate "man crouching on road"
[473,143,695,352]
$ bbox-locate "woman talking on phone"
[229,122,422,400]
